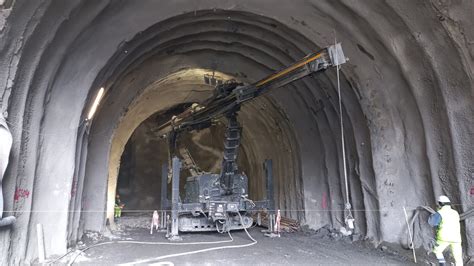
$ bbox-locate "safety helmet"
[438,195,450,204]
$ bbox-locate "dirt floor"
[48,215,442,265]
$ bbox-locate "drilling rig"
[158,43,346,237]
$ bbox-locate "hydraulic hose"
[119,213,257,265]
[53,232,234,265]
[62,213,259,265]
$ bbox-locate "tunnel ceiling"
[0,0,473,263]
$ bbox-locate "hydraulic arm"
[162,43,347,234]
[164,43,346,196]
[157,43,346,136]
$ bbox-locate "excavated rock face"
[0,0,472,263]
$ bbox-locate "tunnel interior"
[81,8,461,250]
[0,1,472,264]
[116,102,278,214]
[116,83,299,217]
[85,8,392,242]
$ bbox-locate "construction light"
[87,87,104,120]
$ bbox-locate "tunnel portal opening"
[68,9,375,255]
[63,6,467,262]
[84,9,356,240]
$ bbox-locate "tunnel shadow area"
[114,103,270,220]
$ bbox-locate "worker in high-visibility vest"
[114,194,125,218]
[428,195,463,266]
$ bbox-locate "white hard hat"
[438,195,450,203]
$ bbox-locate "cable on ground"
[118,212,257,265]
[51,231,234,265]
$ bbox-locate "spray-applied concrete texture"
[0,0,473,264]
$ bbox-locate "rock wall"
[0,0,472,263]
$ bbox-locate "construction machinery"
[159,43,347,237]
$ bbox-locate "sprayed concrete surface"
[0,0,473,264]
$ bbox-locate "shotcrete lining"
[82,11,358,236]
[47,7,434,248]
[0,2,472,263]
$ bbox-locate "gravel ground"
[56,215,434,265]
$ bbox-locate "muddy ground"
[50,215,443,265]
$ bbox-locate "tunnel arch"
[80,10,343,234]
[78,8,383,248]
[100,68,303,230]
[0,1,472,263]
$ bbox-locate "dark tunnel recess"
[116,94,299,218]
